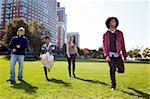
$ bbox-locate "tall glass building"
[1,0,57,44]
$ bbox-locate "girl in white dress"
[40,36,55,80]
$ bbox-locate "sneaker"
[7,79,16,84]
[116,68,119,72]
[6,79,12,82]
[111,86,116,91]
[11,80,16,85]
[69,73,71,77]
[111,88,115,91]
[46,78,50,81]
[18,79,22,81]
[73,74,76,78]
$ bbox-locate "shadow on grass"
[122,87,150,99]
[48,78,71,87]
[11,80,38,94]
[75,77,109,86]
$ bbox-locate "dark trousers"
[44,67,48,79]
[108,56,125,88]
[67,54,76,77]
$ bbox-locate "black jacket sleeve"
[9,37,16,50]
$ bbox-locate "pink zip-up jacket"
[103,30,127,60]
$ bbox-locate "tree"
[79,48,84,56]
[89,47,104,59]
[77,47,82,55]
[127,48,142,58]
[2,19,45,56]
[27,20,45,55]
[83,48,90,58]
[142,48,150,58]
[2,18,28,47]
[62,43,66,57]
[97,47,104,59]
[90,49,97,58]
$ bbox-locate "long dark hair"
[68,35,76,44]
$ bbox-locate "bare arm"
[66,43,70,57]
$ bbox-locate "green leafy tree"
[97,47,104,59]
[27,20,45,55]
[2,18,28,47]
[2,19,45,56]
[127,48,142,58]
[142,48,150,58]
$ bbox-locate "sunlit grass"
[0,56,149,99]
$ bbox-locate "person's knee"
[10,64,16,70]
[11,58,17,65]
[73,64,75,67]
[117,65,125,73]
[18,60,23,65]
[68,65,71,67]
[110,67,116,71]
[68,61,71,65]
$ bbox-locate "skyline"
[58,0,150,51]
[0,0,149,51]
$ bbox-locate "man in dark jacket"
[103,17,127,90]
[8,27,29,84]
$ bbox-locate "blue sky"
[58,0,149,51]
[0,0,149,50]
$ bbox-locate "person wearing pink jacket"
[103,17,127,90]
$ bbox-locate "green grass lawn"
[0,56,150,99]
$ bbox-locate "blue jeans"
[10,54,25,81]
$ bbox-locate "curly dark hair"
[105,17,119,29]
